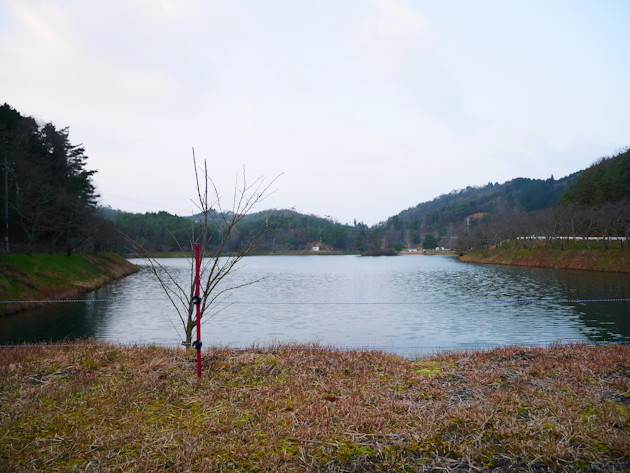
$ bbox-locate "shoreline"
[0,253,138,316]
[459,248,629,273]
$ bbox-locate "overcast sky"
[1,0,628,225]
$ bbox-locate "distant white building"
[312,246,320,252]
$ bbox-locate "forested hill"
[105,148,629,254]
[560,148,630,205]
[3,102,626,256]
[104,208,360,253]
[377,148,629,251]
[103,172,579,254]
[376,173,579,250]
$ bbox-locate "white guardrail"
[517,236,627,241]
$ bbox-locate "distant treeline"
[104,208,363,254]
[2,103,627,256]
[107,149,629,254]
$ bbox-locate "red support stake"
[194,243,202,379]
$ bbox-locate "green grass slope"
[0,253,138,315]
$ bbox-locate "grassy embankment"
[460,241,630,273]
[0,342,628,472]
[0,253,138,316]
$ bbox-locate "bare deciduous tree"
[129,151,281,346]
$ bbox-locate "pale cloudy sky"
[1,0,628,225]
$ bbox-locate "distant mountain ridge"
[103,148,628,253]
[5,102,624,255]
[378,173,580,250]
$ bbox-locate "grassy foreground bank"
[460,247,630,273]
[0,342,627,472]
[0,253,138,316]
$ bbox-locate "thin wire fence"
[0,339,628,349]
[2,297,629,305]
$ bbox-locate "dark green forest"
[1,103,628,256]
[105,208,359,254]
[0,104,115,254]
[560,150,630,205]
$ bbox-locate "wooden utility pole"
[2,154,9,253]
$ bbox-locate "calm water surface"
[1,255,628,356]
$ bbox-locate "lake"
[1,255,628,357]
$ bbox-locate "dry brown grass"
[0,341,628,472]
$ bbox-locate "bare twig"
[126,150,282,345]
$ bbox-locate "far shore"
[460,247,629,273]
[132,250,461,258]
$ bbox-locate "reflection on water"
[1,255,628,356]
